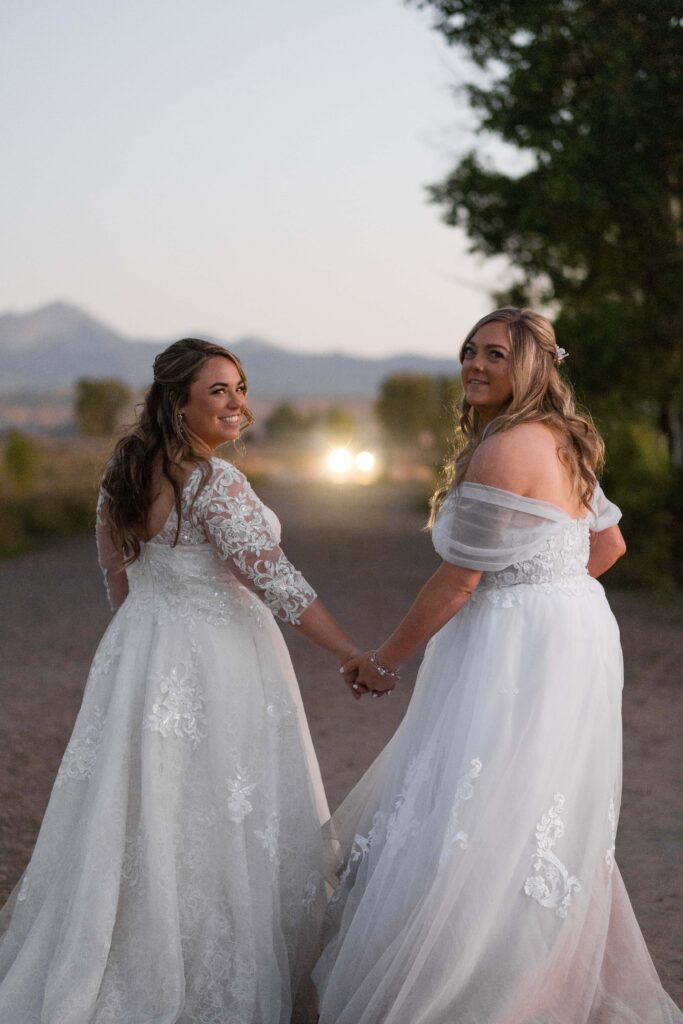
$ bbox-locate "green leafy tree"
[75,378,132,437]
[322,407,358,444]
[411,0,682,446]
[410,0,683,580]
[264,402,312,442]
[4,429,41,494]
[376,373,462,446]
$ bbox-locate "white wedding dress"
[313,482,682,1023]
[0,457,329,1024]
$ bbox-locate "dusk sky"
[2,0,517,356]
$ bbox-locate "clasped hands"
[339,650,397,701]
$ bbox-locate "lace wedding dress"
[0,457,328,1024]
[313,483,682,1023]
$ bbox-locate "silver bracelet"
[369,651,401,680]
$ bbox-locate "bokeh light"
[326,448,354,477]
[355,451,376,472]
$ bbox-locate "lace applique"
[55,706,106,786]
[90,621,123,678]
[383,746,434,853]
[144,643,208,748]
[254,812,280,860]
[127,546,245,628]
[201,466,317,625]
[471,519,594,606]
[265,692,297,724]
[524,793,581,918]
[120,460,313,628]
[606,795,617,873]
[331,746,435,904]
[122,828,145,892]
[177,806,223,873]
[302,871,325,916]
[226,765,257,823]
[439,758,483,865]
[182,901,257,1021]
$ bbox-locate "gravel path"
[0,481,681,1002]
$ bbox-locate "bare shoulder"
[466,422,561,493]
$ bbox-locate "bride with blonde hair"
[316,308,682,1023]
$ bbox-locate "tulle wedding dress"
[313,482,682,1023]
[0,457,328,1024]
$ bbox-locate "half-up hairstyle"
[101,338,254,562]
[429,308,604,523]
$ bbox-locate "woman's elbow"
[612,531,627,560]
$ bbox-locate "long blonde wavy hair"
[429,308,604,523]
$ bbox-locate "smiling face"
[180,355,248,453]
[460,320,513,423]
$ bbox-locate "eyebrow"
[465,341,509,350]
[208,379,245,388]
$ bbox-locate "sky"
[1,0,514,357]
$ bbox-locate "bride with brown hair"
[314,308,682,1023]
[0,338,359,1024]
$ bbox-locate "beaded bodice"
[430,481,621,606]
[97,459,316,624]
[477,518,590,593]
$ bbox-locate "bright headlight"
[326,448,354,475]
[355,451,375,472]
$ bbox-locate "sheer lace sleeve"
[198,464,317,624]
[589,483,622,532]
[431,483,569,571]
[96,488,129,611]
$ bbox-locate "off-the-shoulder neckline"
[456,481,590,522]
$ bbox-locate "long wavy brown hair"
[101,338,254,562]
[429,308,604,524]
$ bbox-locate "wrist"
[337,643,361,663]
[370,650,401,680]
[375,646,400,673]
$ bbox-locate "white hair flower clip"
[554,344,569,364]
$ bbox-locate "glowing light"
[355,451,376,472]
[326,448,354,476]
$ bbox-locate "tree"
[411,0,682,447]
[322,407,358,444]
[75,378,132,437]
[264,402,312,442]
[410,0,683,580]
[3,429,40,494]
[376,373,462,446]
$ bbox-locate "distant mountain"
[0,301,459,397]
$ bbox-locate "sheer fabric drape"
[314,484,682,1023]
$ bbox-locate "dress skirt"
[0,543,327,1024]
[314,576,682,1023]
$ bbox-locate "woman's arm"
[293,599,360,664]
[343,561,481,694]
[587,525,626,578]
[96,490,129,611]
[201,466,361,689]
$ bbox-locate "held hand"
[338,650,367,700]
[342,651,398,698]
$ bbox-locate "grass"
[0,438,105,558]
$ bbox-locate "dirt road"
[0,481,681,1000]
